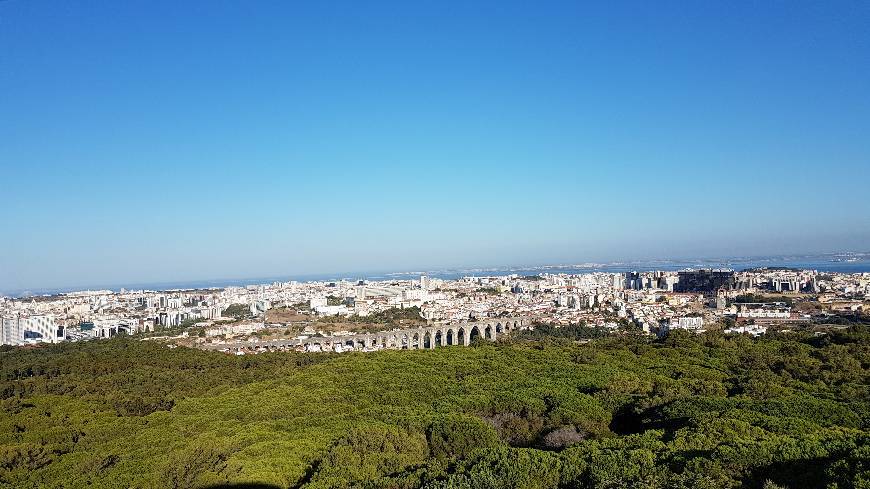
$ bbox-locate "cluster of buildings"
[1,267,867,348]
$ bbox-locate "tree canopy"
[1,325,868,488]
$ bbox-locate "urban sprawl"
[2,268,868,353]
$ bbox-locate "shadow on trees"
[608,403,644,435]
[200,485,282,489]
[609,402,691,437]
[748,458,831,489]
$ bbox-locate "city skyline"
[3,250,869,298]
[3,1,869,292]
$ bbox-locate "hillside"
[1,327,868,488]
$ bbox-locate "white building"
[660,316,705,336]
[1,314,63,345]
[725,324,767,336]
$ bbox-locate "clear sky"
[1,0,869,292]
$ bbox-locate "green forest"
[1,326,868,488]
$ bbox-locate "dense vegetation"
[336,306,424,325]
[733,294,794,305]
[817,313,870,327]
[513,322,611,341]
[520,275,544,281]
[223,304,253,320]
[1,326,868,488]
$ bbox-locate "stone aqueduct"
[207,317,531,352]
[305,317,531,351]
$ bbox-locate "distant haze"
[1,1,868,291]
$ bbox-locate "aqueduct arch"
[469,326,481,342]
[284,316,528,352]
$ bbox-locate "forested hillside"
[1,327,868,488]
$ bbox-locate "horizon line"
[3,250,869,298]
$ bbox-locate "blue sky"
[1,0,869,291]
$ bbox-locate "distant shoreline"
[4,253,869,299]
